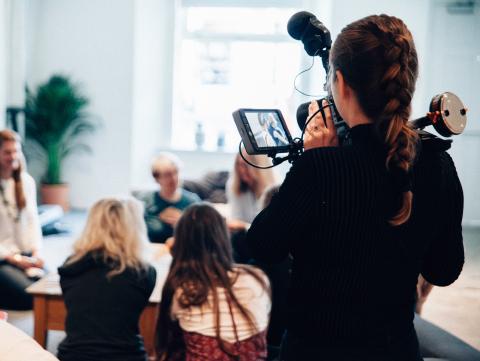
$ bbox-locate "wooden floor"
[7,212,480,354]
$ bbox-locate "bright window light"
[171,5,302,151]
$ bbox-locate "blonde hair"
[151,152,183,173]
[231,152,276,199]
[66,197,148,277]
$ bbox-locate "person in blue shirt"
[143,153,200,243]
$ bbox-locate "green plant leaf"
[24,74,96,184]
[23,139,47,163]
[61,143,92,159]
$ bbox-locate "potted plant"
[24,75,96,210]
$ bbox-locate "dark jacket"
[57,253,156,361]
[246,124,464,360]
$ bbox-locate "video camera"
[233,11,468,166]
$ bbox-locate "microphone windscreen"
[287,11,315,40]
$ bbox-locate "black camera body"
[296,96,350,144]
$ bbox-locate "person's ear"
[335,70,350,100]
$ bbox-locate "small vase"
[217,131,225,151]
[195,123,205,150]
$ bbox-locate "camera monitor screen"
[233,109,293,155]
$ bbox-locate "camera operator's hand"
[304,99,339,150]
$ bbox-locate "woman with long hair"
[156,203,271,361]
[226,153,276,227]
[0,129,43,310]
[246,14,464,360]
[57,197,156,361]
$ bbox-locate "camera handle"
[267,105,326,167]
[238,136,304,170]
[269,138,304,166]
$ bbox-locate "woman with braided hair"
[246,14,464,361]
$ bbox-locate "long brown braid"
[330,14,419,225]
[0,129,26,212]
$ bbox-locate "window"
[171,1,303,151]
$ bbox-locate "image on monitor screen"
[245,111,289,148]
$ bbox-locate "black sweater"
[246,124,464,357]
[57,253,157,361]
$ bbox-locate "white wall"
[425,1,480,225]
[7,0,26,108]
[0,0,7,127]
[0,0,28,133]
[130,0,176,190]
[25,0,135,208]
[328,0,431,119]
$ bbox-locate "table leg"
[33,296,48,348]
[140,304,159,359]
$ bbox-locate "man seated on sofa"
[142,152,200,243]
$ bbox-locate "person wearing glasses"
[143,153,200,243]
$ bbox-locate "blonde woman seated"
[57,197,156,361]
[156,203,271,361]
[226,153,276,230]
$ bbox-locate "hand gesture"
[159,207,182,226]
[226,218,249,232]
[165,237,175,251]
[304,99,339,150]
[6,254,43,270]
